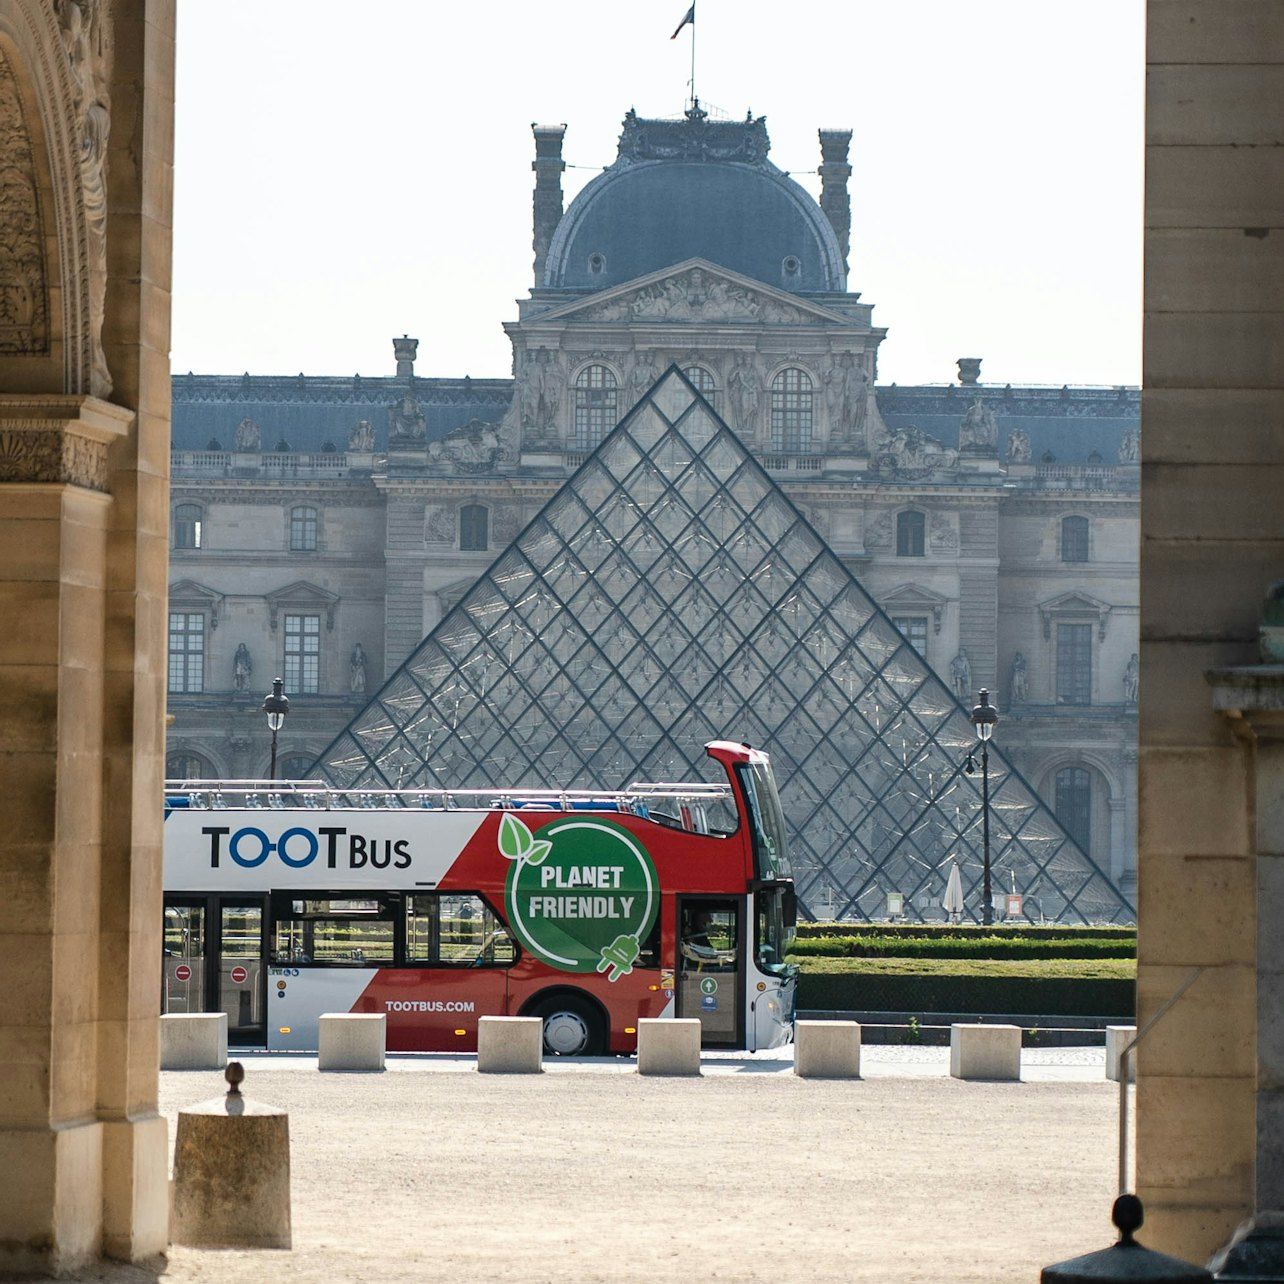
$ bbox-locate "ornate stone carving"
[929,512,958,551]
[348,419,375,451]
[627,350,660,404]
[1119,427,1139,463]
[0,426,108,489]
[870,424,958,480]
[0,46,49,356]
[823,354,869,445]
[865,511,893,550]
[1009,651,1028,706]
[350,642,367,694]
[493,507,521,542]
[959,396,998,453]
[233,417,261,451]
[949,650,972,700]
[56,0,114,397]
[427,417,516,475]
[726,352,761,433]
[583,268,807,326]
[617,106,770,167]
[233,643,252,691]
[507,347,564,442]
[389,390,427,440]
[1123,652,1139,704]
[424,505,454,544]
[1006,426,1032,464]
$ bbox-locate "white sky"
[171,0,1144,389]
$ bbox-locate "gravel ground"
[24,1049,1127,1284]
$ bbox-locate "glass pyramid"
[317,368,1134,925]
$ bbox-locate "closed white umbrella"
[943,860,965,923]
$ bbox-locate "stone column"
[0,0,174,1272]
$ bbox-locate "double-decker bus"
[161,741,797,1056]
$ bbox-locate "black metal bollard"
[1041,1195,1213,1282]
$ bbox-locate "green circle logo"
[501,814,658,980]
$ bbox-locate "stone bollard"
[1105,1025,1136,1083]
[636,1018,702,1076]
[160,1012,228,1070]
[318,1012,386,1071]
[477,1016,543,1073]
[794,1020,861,1078]
[949,1023,1021,1081]
[170,1063,291,1249]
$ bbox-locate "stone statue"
[727,354,760,432]
[1119,427,1140,463]
[233,643,252,691]
[350,642,368,694]
[348,419,375,451]
[824,360,845,436]
[233,417,261,452]
[530,348,564,440]
[1009,651,1028,705]
[959,396,998,452]
[1123,652,1139,704]
[1006,426,1032,464]
[950,650,972,701]
[846,357,870,444]
[389,391,427,440]
[629,350,658,403]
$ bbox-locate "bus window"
[271,896,395,966]
[736,762,793,881]
[406,893,516,967]
[755,885,797,976]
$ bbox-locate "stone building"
[166,106,1141,908]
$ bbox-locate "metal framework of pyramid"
[317,368,1134,924]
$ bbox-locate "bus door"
[675,897,743,1048]
[162,895,268,1046]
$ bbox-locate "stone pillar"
[817,128,852,276]
[1137,0,1284,1263]
[531,123,567,285]
[0,0,174,1273]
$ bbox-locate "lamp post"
[970,688,998,927]
[262,677,289,781]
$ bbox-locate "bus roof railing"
[164,779,733,814]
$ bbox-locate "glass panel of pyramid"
[316,367,1134,924]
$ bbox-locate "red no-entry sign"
[229,965,248,984]
[174,963,191,982]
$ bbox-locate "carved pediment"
[1039,591,1112,640]
[169,579,224,628]
[535,259,854,328]
[265,581,340,631]
[881,583,948,633]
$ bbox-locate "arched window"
[1055,766,1092,853]
[573,365,618,449]
[896,510,926,557]
[770,367,814,452]
[173,503,203,550]
[1061,515,1089,563]
[460,504,489,552]
[683,366,717,400]
[277,753,319,782]
[166,751,213,782]
[290,505,319,552]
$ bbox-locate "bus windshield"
[737,761,792,881]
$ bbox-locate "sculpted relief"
[583,268,809,326]
[870,423,958,480]
[0,48,49,357]
[427,417,517,475]
[505,347,566,443]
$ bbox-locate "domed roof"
[544,108,846,295]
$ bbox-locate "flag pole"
[690,8,697,109]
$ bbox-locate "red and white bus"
[162,741,798,1055]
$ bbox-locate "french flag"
[671,4,694,38]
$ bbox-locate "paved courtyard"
[45,1047,1127,1284]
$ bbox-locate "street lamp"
[970,688,998,927]
[262,677,289,780]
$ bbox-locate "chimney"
[531,123,567,286]
[818,128,853,277]
[957,357,982,386]
[393,336,418,381]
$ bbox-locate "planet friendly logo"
[500,813,658,981]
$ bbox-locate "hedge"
[789,934,1135,960]
[797,970,1135,1019]
[795,922,1136,944]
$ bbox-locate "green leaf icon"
[527,839,552,866]
[498,812,531,862]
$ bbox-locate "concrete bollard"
[950,1023,1021,1081]
[637,1018,702,1076]
[794,1020,862,1078]
[1105,1025,1137,1082]
[160,1012,228,1070]
[477,1016,543,1073]
[171,1063,291,1249]
[318,1013,386,1071]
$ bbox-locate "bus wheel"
[531,995,604,1056]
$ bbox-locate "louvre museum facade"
[166,107,1139,921]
